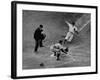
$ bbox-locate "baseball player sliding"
[64,21,79,43]
[50,40,69,61]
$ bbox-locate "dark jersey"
[34,27,43,40]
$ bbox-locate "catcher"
[50,40,69,61]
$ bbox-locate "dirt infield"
[22,10,90,69]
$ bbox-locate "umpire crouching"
[34,25,46,52]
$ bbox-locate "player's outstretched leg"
[56,52,61,61]
[64,32,71,44]
[67,34,73,42]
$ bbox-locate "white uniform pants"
[65,32,73,42]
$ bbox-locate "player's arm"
[40,28,43,32]
[59,45,65,53]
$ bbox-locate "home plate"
[50,54,56,57]
[45,54,75,68]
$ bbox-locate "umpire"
[34,25,46,52]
